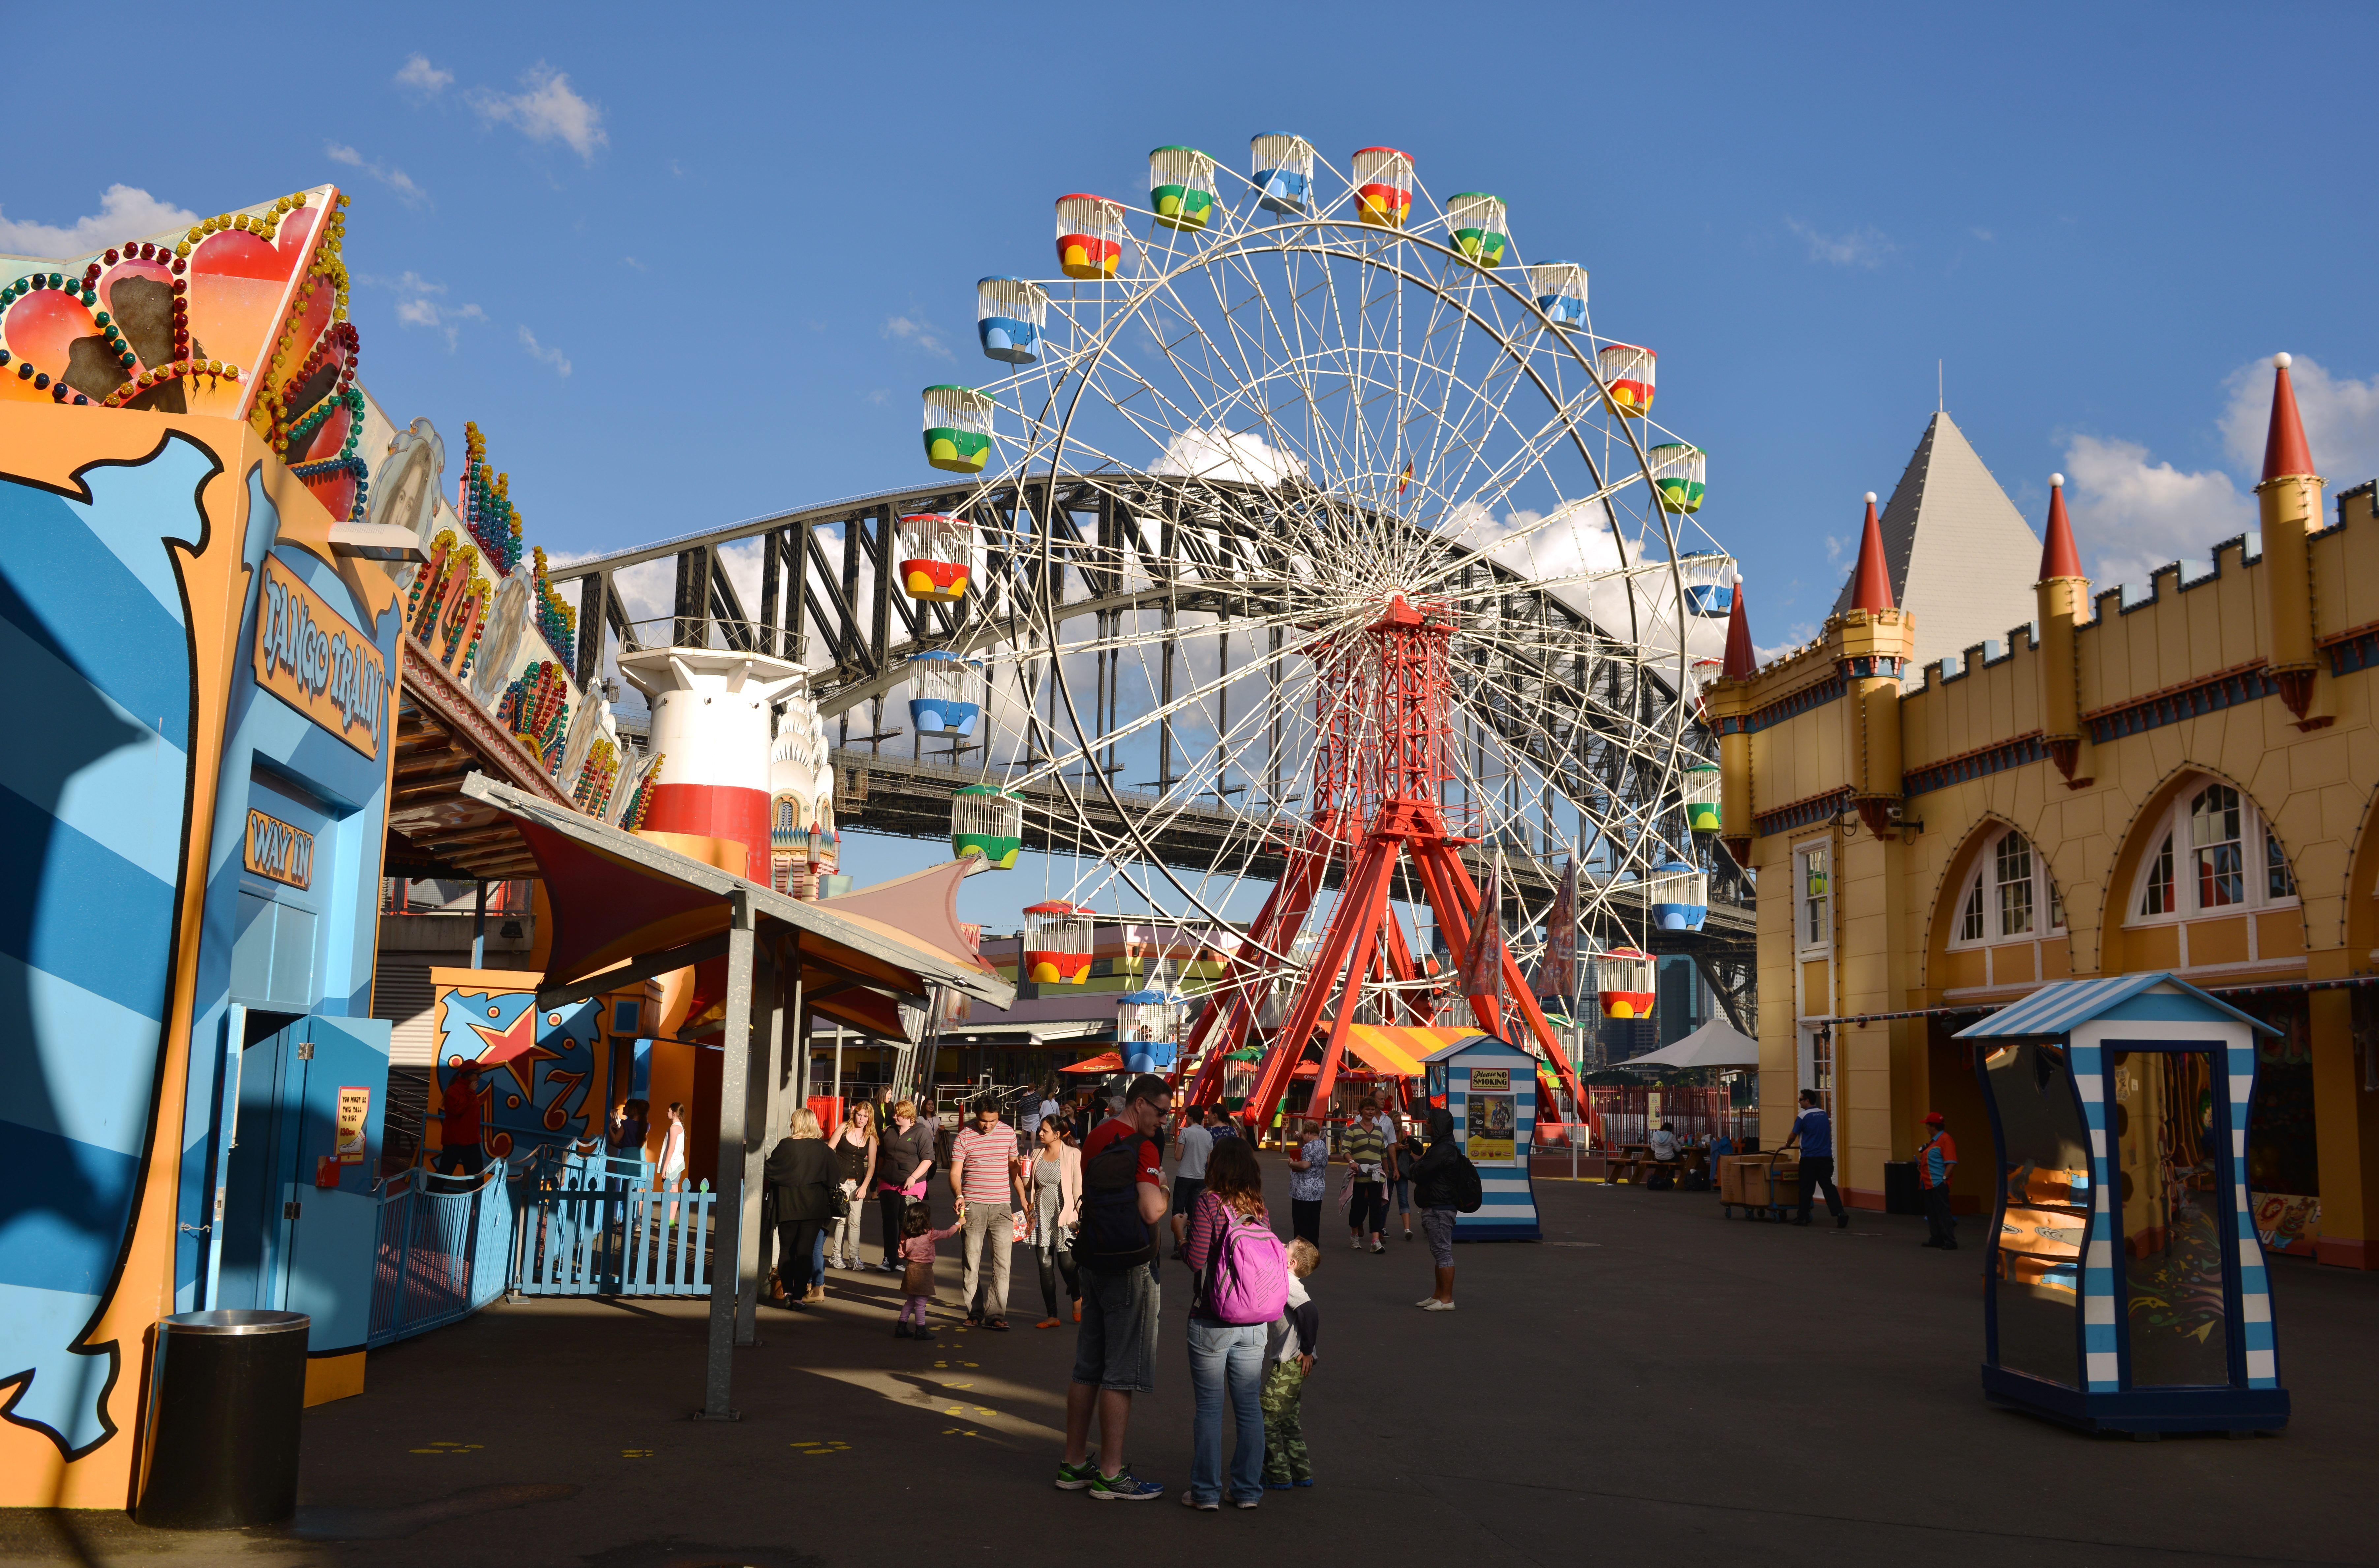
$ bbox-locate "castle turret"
[2034,474,2094,786]
[2256,353,2329,727]
[1711,580,1757,866]
[1834,493,1914,839]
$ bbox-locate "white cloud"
[396,53,453,93]
[1970,227,1996,243]
[0,185,200,259]
[472,64,607,162]
[882,313,952,360]
[2060,434,2252,589]
[324,143,431,209]
[2217,353,2379,491]
[1151,426,1307,488]
[1755,625,1818,666]
[519,326,572,377]
[1785,217,1895,269]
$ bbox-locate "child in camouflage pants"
[1263,1238,1321,1488]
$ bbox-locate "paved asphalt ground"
[6,1156,2375,1568]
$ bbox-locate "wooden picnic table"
[1602,1142,1708,1186]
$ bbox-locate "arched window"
[1946,826,2066,950]
[2127,778,2296,926]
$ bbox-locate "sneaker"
[1349,1238,1362,1251]
[1420,1298,1457,1312]
[1414,1297,1440,1309]
[1180,1492,1219,1511]
[1054,1455,1102,1491]
[1370,1241,1385,1254]
[1233,1497,1261,1509]
[1293,1477,1315,1488]
[1402,1230,1414,1242]
[1265,1482,1293,1492]
[1088,1468,1164,1501]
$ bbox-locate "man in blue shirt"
[1784,1088,1845,1229]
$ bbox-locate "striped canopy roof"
[1953,972,2275,1038]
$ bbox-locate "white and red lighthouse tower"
[617,646,810,881]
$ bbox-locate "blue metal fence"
[512,1163,717,1297]
[368,1148,717,1348]
[368,1161,522,1348]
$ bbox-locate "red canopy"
[1062,1051,1124,1074]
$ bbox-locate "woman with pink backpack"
[1179,1136,1288,1510]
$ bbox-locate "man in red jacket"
[1917,1111,1959,1250]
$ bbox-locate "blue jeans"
[1187,1320,1267,1504]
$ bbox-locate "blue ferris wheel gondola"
[976,276,1047,365]
[907,649,983,736]
[1250,131,1314,215]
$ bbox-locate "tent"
[1612,1018,1760,1071]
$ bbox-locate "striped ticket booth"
[1422,1034,1540,1241]
[1956,973,2288,1435]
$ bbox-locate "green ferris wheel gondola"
[1446,191,1508,268]
[921,384,994,474]
[950,783,1023,869]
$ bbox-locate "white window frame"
[1944,825,2068,951]
[1794,838,1832,956]
[2123,778,2299,929]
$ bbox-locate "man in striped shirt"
[951,1096,1021,1328]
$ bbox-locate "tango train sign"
[254,555,389,758]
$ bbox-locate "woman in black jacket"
[766,1107,842,1309]
[1406,1107,1461,1312]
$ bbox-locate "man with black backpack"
[1406,1107,1478,1312]
[1056,1073,1172,1500]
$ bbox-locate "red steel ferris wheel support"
[1221,597,1588,1135]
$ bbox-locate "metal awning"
[385,640,572,879]
[456,769,1013,1422]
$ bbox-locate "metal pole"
[472,880,487,968]
[736,934,779,1346]
[699,892,755,1420]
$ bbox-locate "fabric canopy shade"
[458,772,1010,1031]
[1612,1018,1760,1071]
[1062,1051,1124,1074]
[1310,1023,1478,1078]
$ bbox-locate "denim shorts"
[1424,1206,1458,1268]
[1072,1264,1161,1393]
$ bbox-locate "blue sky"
[7,2,2376,918]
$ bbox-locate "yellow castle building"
[1707,358,2379,1266]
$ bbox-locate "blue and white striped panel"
[2070,1042,2119,1392]
[1451,1054,1539,1239]
[2227,1037,2277,1387]
[0,438,209,1457]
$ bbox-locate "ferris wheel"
[896,136,1734,1118]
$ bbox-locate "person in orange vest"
[1917,1111,1958,1251]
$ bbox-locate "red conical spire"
[1849,491,1893,611]
[1722,579,1756,679]
[2039,473,2083,580]
[2262,352,2315,482]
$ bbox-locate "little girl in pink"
[895,1202,961,1342]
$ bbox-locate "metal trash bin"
[135,1310,310,1529]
